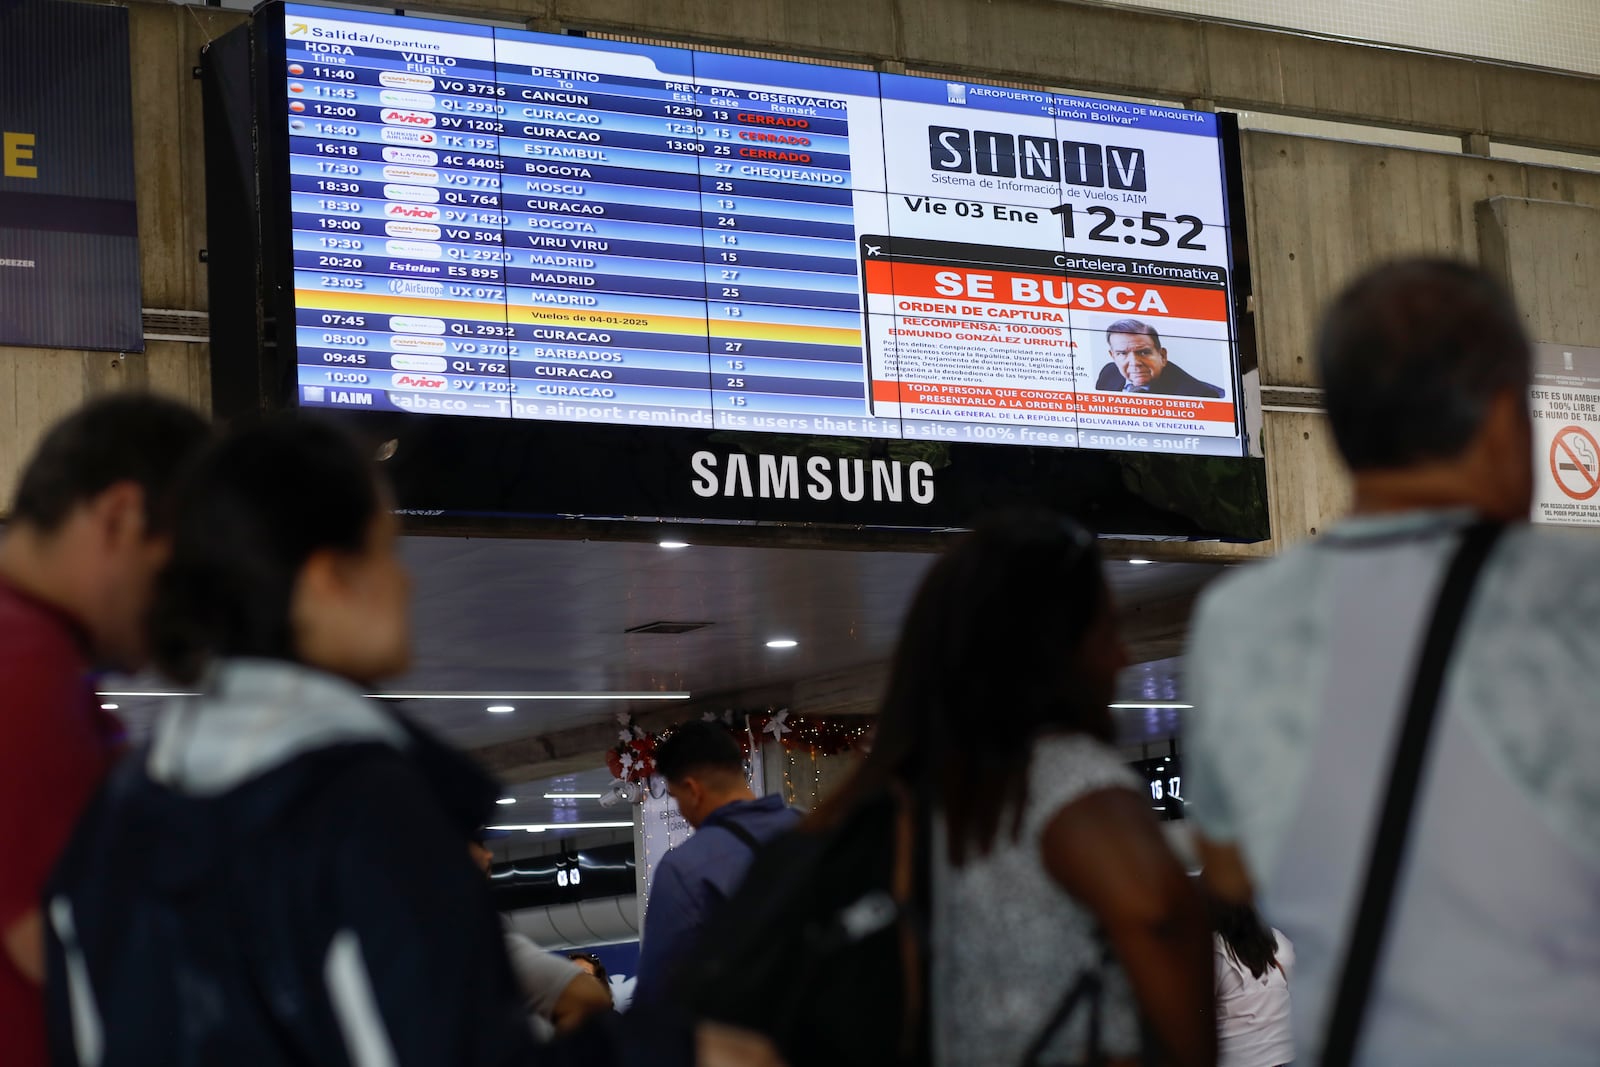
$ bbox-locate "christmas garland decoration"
[606,709,873,784]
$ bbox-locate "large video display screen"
[278,3,1248,458]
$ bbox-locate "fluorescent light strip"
[487,822,635,833]
[97,690,690,701]
[544,793,604,800]
[1109,701,1194,710]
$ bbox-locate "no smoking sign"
[1549,424,1600,501]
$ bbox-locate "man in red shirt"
[0,394,209,1066]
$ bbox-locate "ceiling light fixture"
[496,797,517,805]
[658,540,690,549]
[487,705,515,714]
[488,822,636,833]
[765,638,798,649]
[544,792,604,800]
[1108,701,1194,710]
[97,690,693,702]
[100,703,119,711]
[1128,559,1154,566]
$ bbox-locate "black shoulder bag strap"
[1018,941,1113,1067]
[720,817,762,853]
[1320,520,1504,1067]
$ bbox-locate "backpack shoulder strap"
[1320,520,1504,1066]
[719,817,762,853]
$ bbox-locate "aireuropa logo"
[928,126,1147,189]
[392,372,448,390]
[384,202,442,222]
[381,108,436,128]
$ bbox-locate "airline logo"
[391,371,449,389]
[391,354,448,372]
[383,202,441,222]
[385,220,442,240]
[388,279,444,297]
[389,316,446,335]
[389,337,447,355]
[381,109,436,128]
[287,63,304,75]
[380,127,437,146]
[290,120,307,132]
[385,239,444,260]
[382,165,440,185]
[383,182,440,204]
[379,90,437,111]
[380,71,435,91]
[383,146,437,166]
[289,101,306,113]
[289,83,306,94]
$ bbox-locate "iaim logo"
[946,83,967,105]
[928,126,1147,190]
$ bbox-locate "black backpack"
[674,786,926,1067]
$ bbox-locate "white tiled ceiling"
[1100,0,1600,77]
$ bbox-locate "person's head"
[1106,319,1168,388]
[821,511,1124,865]
[1318,259,1533,518]
[653,721,752,829]
[568,954,612,1001]
[150,413,410,686]
[1210,897,1278,980]
[3,394,210,669]
[468,838,493,876]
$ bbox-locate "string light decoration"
[608,709,873,786]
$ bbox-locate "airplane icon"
[865,243,882,256]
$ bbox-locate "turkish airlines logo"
[384,203,442,221]
[392,372,448,390]
[382,109,436,128]
[380,127,437,146]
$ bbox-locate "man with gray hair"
[1187,259,1600,1065]
[1094,318,1224,397]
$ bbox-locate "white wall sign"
[1530,342,1600,527]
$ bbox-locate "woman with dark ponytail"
[1210,898,1294,1067]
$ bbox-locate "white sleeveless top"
[1215,930,1294,1067]
[932,734,1142,1067]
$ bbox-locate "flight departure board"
[278,2,1249,458]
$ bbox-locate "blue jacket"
[634,795,803,1005]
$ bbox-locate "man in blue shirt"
[633,722,802,1007]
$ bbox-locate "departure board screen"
[279,3,1247,457]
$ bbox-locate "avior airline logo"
[382,146,438,166]
[385,220,442,240]
[383,183,440,204]
[380,71,435,91]
[392,372,448,390]
[382,165,440,185]
[380,127,437,146]
[384,203,441,222]
[380,90,437,111]
[382,109,436,128]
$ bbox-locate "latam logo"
[389,316,445,336]
[382,165,440,186]
[690,451,935,504]
[380,90,437,111]
[385,220,442,240]
[385,239,444,260]
[383,182,440,204]
[380,71,435,91]
[928,126,1147,190]
[380,127,437,146]
[382,109,436,128]
[383,202,442,222]
[392,372,448,390]
[383,146,438,166]
[389,336,448,355]
[391,354,448,372]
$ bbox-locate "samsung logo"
[928,126,1147,189]
[690,451,934,504]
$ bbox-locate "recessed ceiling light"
[489,822,635,832]
[487,705,515,714]
[97,690,693,702]
[658,540,690,549]
[765,638,798,649]
[544,792,604,800]
[496,797,517,805]
[1108,701,1194,710]
[1128,559,1154,565]
[100,703,119,711]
